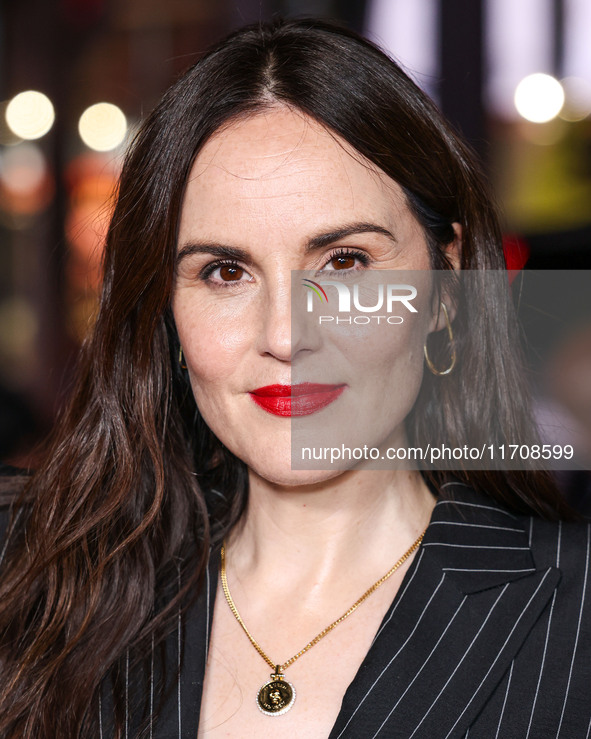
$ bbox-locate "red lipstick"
[249,383,345,417]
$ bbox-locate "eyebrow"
[175,221,397,265]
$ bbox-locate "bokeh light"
[0,296,38,367]
[514,74,565,123]
[5,91,55,140]
[0,143,47,194]
[559,77,591,121]
[0,142,54,219]
[78,103,127,152]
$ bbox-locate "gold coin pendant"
[256,673,296,716]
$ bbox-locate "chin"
[248,460,345,489]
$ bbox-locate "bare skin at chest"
[197,564,411,738]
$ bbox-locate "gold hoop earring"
[179,346,187,369]
[423,302,456,376]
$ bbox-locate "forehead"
[179,107,414,240]
[192,107,379,170]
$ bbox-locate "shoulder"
[435,478,589,559]
[515,511,591,641]
[452,483,591,629]
[432,483,591,674]
[430,480,590,594]
[525,513,590,592]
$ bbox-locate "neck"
[226,469,436,589]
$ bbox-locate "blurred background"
[0,0,590,486]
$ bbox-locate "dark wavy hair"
[0,16,572,738]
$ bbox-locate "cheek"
[173,294,253,387]
[358,321,427,396]
[331,284,433,379]
[334,295,433,426]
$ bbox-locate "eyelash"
[199,248,371,286]
[321,248,370,274]
[199,259,248,286]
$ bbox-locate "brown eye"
[219,264,244,281]
[331,254,356,270]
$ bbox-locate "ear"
[445,222,462,272]
[429,222,462,332]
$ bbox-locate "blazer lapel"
[328,484,561,739]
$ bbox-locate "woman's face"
[173,108,453,485]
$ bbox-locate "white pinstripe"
[526,590,557,738]
[435,497,518,519]
[335,571,447,739]
[150,631,154,739]
[525,520,561,739]
[98,691,104,739]
[556,524,590,737]
[205,558,211,660]
[409,582,511,738]
[428,521,523,533]
[371,595,468,738]
[125,648,129,739]
[442,567,535,574]
[177,565,182,738]
[528,517,533,548]
[444,569,554,738]
[422,543,529,550]
[494,660,514,739]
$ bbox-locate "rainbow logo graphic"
[302,278,329,303]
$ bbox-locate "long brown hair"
[0,17,572,738]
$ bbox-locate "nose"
[257,276,320,362]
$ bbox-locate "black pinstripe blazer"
[144,483,591,739]
[2,474,590,737]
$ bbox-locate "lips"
[249,383,345,417]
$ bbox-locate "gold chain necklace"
[220,528,426,717]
